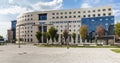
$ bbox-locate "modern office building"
[8,20,17,43]
[16,5,114,44]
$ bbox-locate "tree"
[0,35,3,39]
[79,25,88,43]
[96,25,104,44]
[48,26,58,44]
[35,31,42,43]
[115,23,120,36]
[72,33,76,44]
[55,34,59,42]
[63,29,69,44]
[96,25,104,39]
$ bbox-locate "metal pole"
[67,21,69,49]
[18,26,20,48]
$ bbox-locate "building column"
[59,34,61,43]
[76,33,78,44]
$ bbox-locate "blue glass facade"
[39,14,47,20]
[11,20,17,30]
[82,16,114,35]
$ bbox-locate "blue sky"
[0,0,120,38]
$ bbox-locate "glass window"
[93,10,95,12]
[103,13,106,16]
[69,16,72,18]
[69,12,72,14]
[78,15,80,18]
[65,16,67,18]
[61,12,63,15]
[74,11,76,14]
[74,16,76,18]
[98,9,100,12]
[65,12,67,14]
[56,13,59,15]
[83,11,86,13]
[61,16,63,18]
[88,15,90,17]
[38,14,47,20]
[108,13,111,16]
[52,13,55,15]
[93,14,95,17]
[78,11,80,13]
[98,14,100,16]
[103,9,106,11]
[108,8,111,11]
[88,10,91,13]
[83,15,86,17]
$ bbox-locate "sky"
[0,0,120,38]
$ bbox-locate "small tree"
[63,29,69,44]
[0,35,3,39]
[79,25,88,43]
[35,31,42,43]
[72,33,76,44]
[115,23,120,36]
[48,26,58,44]
[96,25,104,44]
[55,34,59,43]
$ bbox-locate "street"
[0,44,120,63]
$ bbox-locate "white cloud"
[32,0,63,11]
[0,0,63,15]
[81,3,92,8]
[0,6,33,15]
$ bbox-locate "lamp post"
[17,24,25,48]
[67,21,70,49]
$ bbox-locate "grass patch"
[111,49,120,53]
[34,44,120,48]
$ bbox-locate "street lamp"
[17,24,25,48]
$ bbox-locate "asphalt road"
[0,44,120,63]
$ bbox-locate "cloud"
[113,3,120,16]
[0,0,63,15]
[81,3,92,8]
[0,6,33,15]
[32,0,63,11]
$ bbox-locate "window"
[98,9,100,12]
[78,11,80,13]
[31,14,32,16]
[108,8,111,11]
[31,18,33,20]
[56,13,59,15]
[56,16,59,19]
[61,16,63,18]
[108,13,111,16]
[98,14,100,16]
[61,12,63,15]
[65,12,67,14]
[73,16,76,18]
[88,10,91,13]
[93,14,95,17]
[38,14,47,20]
[52,13,55,15]
[103,13,106,16]
[93,10,95,12]
[78,15,80,18]
[74,29,76,32]
[83,15,86,17]
[103,9,106,11]
[74,11,76,14]
[65,16,67,18]
[28,15,30,17]
[74,25,76,27]
[61,30,62,32]
[69,12,72,14]
[83,11,86,13]
[88,15,90,17]
[31,38,33,42]
[69,16,72,18]
[52,17,55,19]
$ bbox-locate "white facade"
[16,5,113,44]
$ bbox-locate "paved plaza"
[0,44,120,63]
